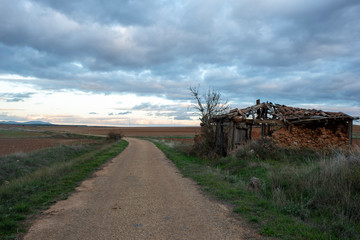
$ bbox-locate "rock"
[246,177,261,192]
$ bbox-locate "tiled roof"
[215,102,355,124]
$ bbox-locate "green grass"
[0,140,128,240]
[0,145,95,183]
[151,139,360,240]
[0,127,105,141]
[0,129,50,138]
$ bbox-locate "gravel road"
[24,138,260,240]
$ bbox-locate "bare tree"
[189,85,229,135]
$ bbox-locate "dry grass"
[234,141,360,238]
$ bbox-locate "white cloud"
[0,0,359,125]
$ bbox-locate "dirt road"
[24,138,258,240]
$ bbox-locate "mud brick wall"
[272,122,350,149]
[251,126,262,139]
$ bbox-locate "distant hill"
[0,121,54,125]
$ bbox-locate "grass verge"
[0,140,128,240]
[151,139,360,240]
[1,144,95,183]
[0,128,50,138]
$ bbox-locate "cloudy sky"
[0,0,359,126]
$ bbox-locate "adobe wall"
[250,126,262,139]
[272,121,350,149]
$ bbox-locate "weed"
[0,145,93,183]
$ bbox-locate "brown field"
[23,125,201,137]
[0,138,94,156]
[353,125,360,134]
[0,125,200,156]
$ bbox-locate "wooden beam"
[249,124,252,140]
[289,117,353,125]
[245,119,282,125]
[232,117,245,123]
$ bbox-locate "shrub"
[106,131,123,141]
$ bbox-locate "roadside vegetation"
[151,138,360,239]
[0,136,128,240]
[0,128,50,138]
[0,127,104,141]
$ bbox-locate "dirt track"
[24,138,257,240]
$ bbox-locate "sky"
[0,0,359,126]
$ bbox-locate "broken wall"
[272,121,350,149]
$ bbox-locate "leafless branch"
[189,85,229,128]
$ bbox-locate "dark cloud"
[108,111,132,116]
[132,102,193,120]
[0,0,359,119]
[0,113,28,121]
[0,93,34,102]
[174,113,192,121]
[116,111,132,115]
[131,102,154,111]
[32,0,162,26]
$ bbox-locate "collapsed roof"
[213,101,356,125]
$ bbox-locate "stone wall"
[272,121,350,149]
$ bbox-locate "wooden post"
[349,120,353,146]
[249,124,252,140]
[228,121,234,154]
[264,107,268,119]
[216,121,221,151]
[220,120,226,156]
[261,124,265,138]
[256,99,261,120]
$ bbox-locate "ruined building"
[209,100,357,156]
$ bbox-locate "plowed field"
[0,138,94,156]
[25,126,200,137]
[0,125,200,156]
